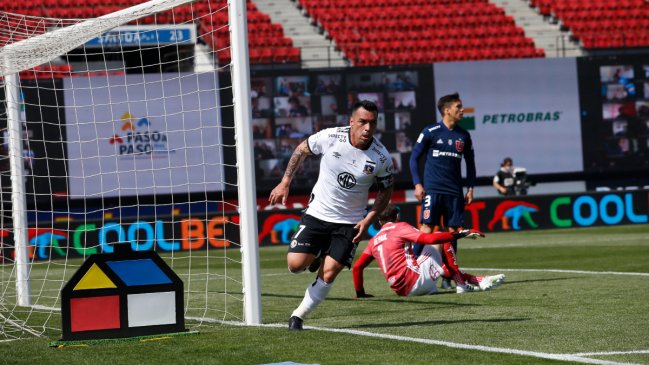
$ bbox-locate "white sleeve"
[376,157,394,190]
[306,128,330,156]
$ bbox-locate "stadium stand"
[298,0,545,65]
[1,0,647,67]
[199,1,301,64]
[528,0,649,49]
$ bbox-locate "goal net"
[0,0,260,341]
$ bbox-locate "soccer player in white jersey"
[352,203,505,297]
[269,100,394,330]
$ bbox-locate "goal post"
[4,72,30,307]
[228,0,262,325]
[0,0,262,339]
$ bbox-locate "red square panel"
[70,295,120,332]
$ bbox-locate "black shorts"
[288,214,359,268]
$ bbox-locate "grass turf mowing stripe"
[286,325,639,365]
[262,267,649,277]
[185,318,638,365]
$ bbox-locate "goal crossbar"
[0,0,195,76]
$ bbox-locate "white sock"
[291,277,332,319]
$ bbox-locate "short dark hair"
[352,100,378,117]
[378,202,400,224]
[502,157,513,166]
[437,92,461,116]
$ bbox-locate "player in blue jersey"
[408,92,476,292]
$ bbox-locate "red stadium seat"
[529,0,649,49]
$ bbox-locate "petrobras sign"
[433,58,583,177]
[85,25,196,47]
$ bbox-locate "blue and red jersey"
[409,122,476,197]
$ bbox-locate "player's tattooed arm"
[269,140,312,205]
[283,140,311,182]
[371,185,393,218]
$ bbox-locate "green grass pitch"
[1,224,648,364]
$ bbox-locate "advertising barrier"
[0,190,646,261]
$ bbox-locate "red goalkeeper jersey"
[355,222,455,296]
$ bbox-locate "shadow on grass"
[349,317,530,329]
[262,292,479,307]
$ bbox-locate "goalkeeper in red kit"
[352,203,505,297]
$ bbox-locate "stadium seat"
[299,0,545,65]
[530,0,649,49]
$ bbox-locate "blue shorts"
[420,192,465,228]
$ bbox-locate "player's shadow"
[350,317,529,329]
[262,292,480,309]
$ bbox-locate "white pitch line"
[571,350,649,356]
[308,326,642,365]
[185,318,638,365]
[463,268,649,277]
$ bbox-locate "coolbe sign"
[462,190,648,233]
[550,193,647,227]
[0,215,237,260]
[434,58,583,177]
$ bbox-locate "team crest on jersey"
[363,161,376,175]
[337,172,357,189]
[423,209,430,220]
[448,139,452,145]
[456,140,465,153]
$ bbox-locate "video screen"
[347,71,417,91]
[347,91,384,111]
[603,83,630,100]
[254,139,277,161]
[252,118,273,139]
[275,76,309,97]
[313,74,342,95]
[249,68,424,190]
[602,102,635,120]
[251,77,272,98]
[389,91,416,110]
[252,96,273,118]
[274,96,311,118]
[600,65,634,83]
[274,117,313,139]
[594,63,649,161]
[347,73,386,90]
[320,95,339,116]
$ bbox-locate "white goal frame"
[1,0,262,328]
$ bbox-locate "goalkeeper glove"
[454,229,485,239]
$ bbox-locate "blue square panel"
[106,259,172,286]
